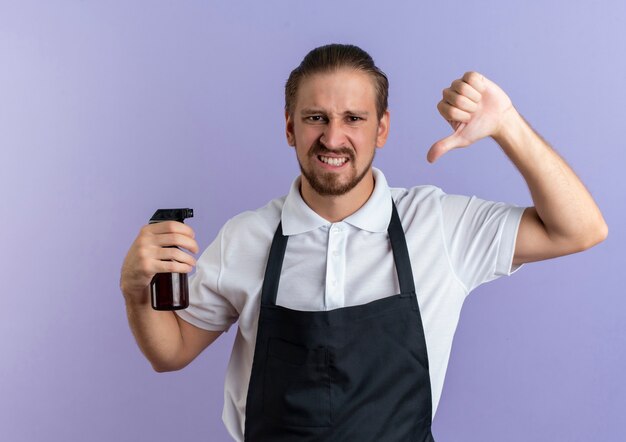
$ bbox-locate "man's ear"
[285,111,295,146]
[376,110,390,148]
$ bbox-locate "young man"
[120,44,607,441]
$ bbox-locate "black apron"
[244,202,435,441]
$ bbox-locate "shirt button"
[332,226,342,233]
[332,279,338,286]
[332,250,339,257]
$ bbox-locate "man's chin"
[303,171,360,197]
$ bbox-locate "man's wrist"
[122,285,151,309]
[491,106,525,147]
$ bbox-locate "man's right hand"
[120,221,199,304]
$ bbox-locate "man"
[120,44,607,441]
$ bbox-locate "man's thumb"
[427,134,460,163]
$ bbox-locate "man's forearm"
[493,108,608,246]
[124,290,185,372]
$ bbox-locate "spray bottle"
[148,208,194,310]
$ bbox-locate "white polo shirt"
[176,167,525,441]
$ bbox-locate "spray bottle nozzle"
[149,208,194,224]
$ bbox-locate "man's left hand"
[427,72,515,163]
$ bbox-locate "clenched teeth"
[319,155,348,166]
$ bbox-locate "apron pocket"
[263,338,331,428]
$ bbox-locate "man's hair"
[285,44,389,120]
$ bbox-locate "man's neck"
[299,171,375,223]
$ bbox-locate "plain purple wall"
[1,1,624,441]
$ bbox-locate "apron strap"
[261,221,289,306]
[388,201,417,294]
[261,200,417,306]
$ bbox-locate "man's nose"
[320,120,348,149]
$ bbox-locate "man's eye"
[348,116,362,122]
[306,116,326,123]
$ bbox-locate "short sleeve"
[440,193,526,293]
[175,225,239,332]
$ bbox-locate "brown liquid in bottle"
[150,271,189,310]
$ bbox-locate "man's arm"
[493,110,607,265]
[120,221,223,372]
[428,72,608,265]
[123,289,223,372]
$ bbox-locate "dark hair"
[285,44,389,120]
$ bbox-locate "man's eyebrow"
[345,110,369,117]
[299,108,370,117]
[300,108,325,115]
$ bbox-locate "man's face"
[285,69,389,197]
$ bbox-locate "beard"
[297,139,375,197]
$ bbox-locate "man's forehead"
[295,69,377,112]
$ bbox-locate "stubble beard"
[297,139,375,197]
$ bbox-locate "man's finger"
[437,101,472,123]
[155,233,200,254]
[427,134,462,163]
[461,71,487,94]
[144,221,195,238]
[451,79,481,103]
[443,89,478,113]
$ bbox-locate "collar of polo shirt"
[281,167,393,235]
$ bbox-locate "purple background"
[1,1,624,441]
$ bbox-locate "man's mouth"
[318,155,348,167]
